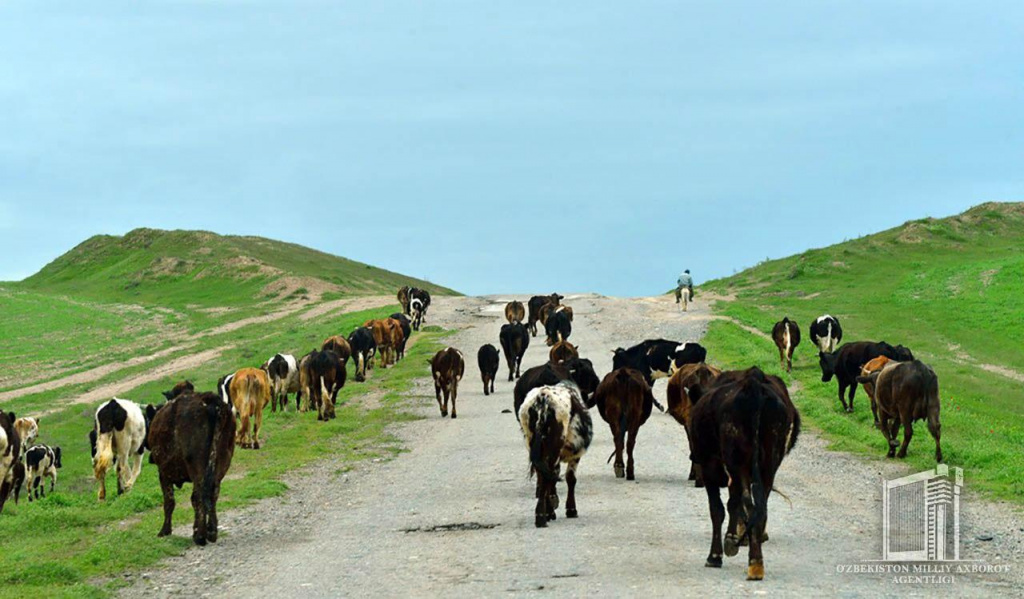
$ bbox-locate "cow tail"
[606,410,629,464]
[202,401,224,515]
[93,431,114,480]
[528,404,550,481]
[744,397,768,547]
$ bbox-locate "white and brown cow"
[771,317,801,373]
[14,416,39,456]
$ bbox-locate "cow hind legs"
[929,418,943,463]
[705,484,725,568]
[565,463,578,518]
[190,488,208,546]
[158,475,175,537]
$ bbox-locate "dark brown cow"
[0,409,22,514]
[857,360,942,461]
[666,362,722,484]
[771,317,801,373]
[477,344,500,396]
[689,367,800,581]
[499,322,530,381]
[527,293,563,337]
[554,305,574,322]
[148,392,236,546]
[586,368,656,480]
[513,359,601,417]
[505,300,526,325]
[322,336,352,365]
[430,348,465,419]
[389,313,412,359]
[544,310,572,347]
[548,340,579,364]
[310,350,345,421]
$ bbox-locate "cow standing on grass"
[477,344,500,396]
[263,353,299,412]
[499,322,530,381]
[519,382,593,527]
[389,313,412,360]
[689,367,800,581]
[148,391,236,546]
[310,350,346,421]
[24,445,61,501]
[819,341,914,412]
[229,368,271,449]
[430,348,465,419]
[771,318,801,373]
[348,327,376,382]
[587,368,659,480]
[90,398,155,500]
[0,409,21,514]
[809,315,843,354]
[857,360,942,461]
[14,416,39,455]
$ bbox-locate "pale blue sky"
[2,2,1022,295]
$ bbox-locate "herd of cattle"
[0,288,945,582]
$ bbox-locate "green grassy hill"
[702,202,1024,502]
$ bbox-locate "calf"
[858,360,942,461]
[263,353,299,412]
[24,444,62,502]
[548,340,579,364]
[544,310,572,347]
[229,368,272,449]
[90,398,155,500]
[689,367,800,581]
[527,293,563,337]
[162,381,194,401]
[148,392,236,546]
[666,362,723,484]
[477,344,500,395]
[322,336,352,365]
[499,322,530,381]
[771,318,801,373]
[809,315,843,354]
[587,368,656,480]
[14,416,39,455]
[431,348,465,418]
[613,339,706,385]
[0,409,21,514]
[519,382,593,527]
[310,350,345,421]
[347,327,377,382]
[819,341,914,412]
[505,300,526,324]
[514,358,601,416]
[389,313,412,359]
[397,285,412,315]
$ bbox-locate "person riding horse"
[675,270,694,303]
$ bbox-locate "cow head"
[893,345,914,361]
[818,351,838,382]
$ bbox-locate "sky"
[1,2,1022,296]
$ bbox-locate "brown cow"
[364,319,400,368]
[322,336,352,365]
[505,300,526,325]
[397,285,412,315]
[430,348,465,419]
[386,318,405,365]
[859,355,893,423]
[538,302,556,327]
[162,381,194,401]
[689,367,800,581]
[857,360,942,461]
[148,392,236,546]
[310,350,345,421]
[548,341,579,364]
[586,368,657,480]
[666,362,722,484]
[771,317,800,373]
[229,368,271,449]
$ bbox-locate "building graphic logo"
[882,464,964,562]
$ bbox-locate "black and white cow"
[263,353,299,412]
[25,444,62,501]
[809,315,843,354]
[411,288,431,329]
[89,398,155,501]
[613,340,707,385]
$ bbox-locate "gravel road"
[120,295,1023,598]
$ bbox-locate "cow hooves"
[193,535,207,547]
[626,471,635,481]
[747,562,765,581]
[614,466,625,479]
[535,517,548,528]
[724,534,740,557]
[207,531,218,543]
[253,442,261,450]
[694,480,705,488]
[158,529,171,538]
[845,407,853,413]
[548,512,556,521]
[705,556,722,568]
[566,509,578,518]
[451,413,457,419]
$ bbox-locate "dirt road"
[122,295,1023,598]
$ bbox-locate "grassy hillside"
[702,202,1024,502]
[16,228,456,313]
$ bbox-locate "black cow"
[347,327,377,382]
[690,367,801,581]
[527,293,563,337]
[613,340,707,385]
[544,310,572,347]
[513,358,601,417]
[809,315,843,354]
[499,322,530,381]
[477,344,500,396]
[390,313,413,359]
[819,341,914,413]
[310,350,345,421]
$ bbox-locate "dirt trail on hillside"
[120,295,1023,598]
[0,296,392,406]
